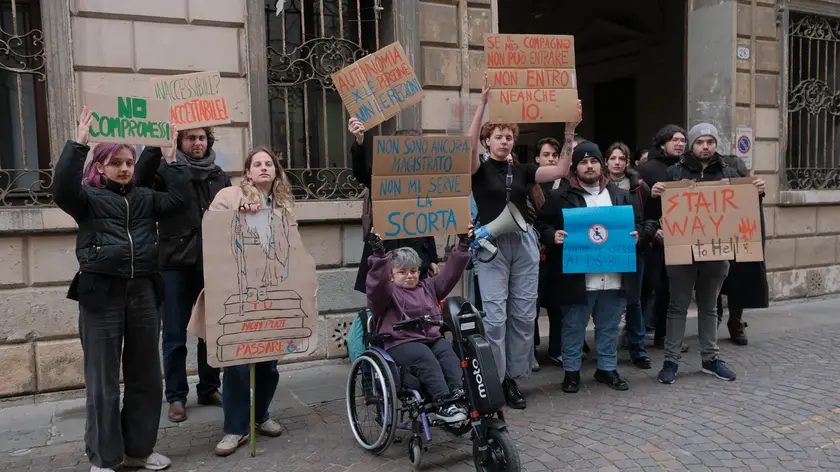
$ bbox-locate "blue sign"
[561,205,636,273]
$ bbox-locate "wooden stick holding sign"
[83,92,171,146]
[371,136,472,240]
[484,34,579,123]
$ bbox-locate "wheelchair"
[345,296,521,471]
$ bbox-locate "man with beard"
[650,124,766,384]
[537,142,641,393]
[136,127,228,422]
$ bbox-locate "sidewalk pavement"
[0,297,838,471]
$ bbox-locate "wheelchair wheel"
[473,427,521,472]
[346,350,398,454]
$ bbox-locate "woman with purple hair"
[54,107,191,472]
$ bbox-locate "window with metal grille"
[786,12,840,190]
[266,0,384,200]
[0,0,50,206]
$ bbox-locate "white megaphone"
[471,202,528,257]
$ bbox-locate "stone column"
[687,0,738,153]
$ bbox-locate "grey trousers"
[79,277,163,469]
[476,227,539,381]
[665,261,730,364]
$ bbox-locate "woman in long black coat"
[717,156,770,345]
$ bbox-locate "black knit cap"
[571,141,604,169]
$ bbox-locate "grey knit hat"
[687,123,720,147]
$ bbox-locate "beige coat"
[186,185,296,339]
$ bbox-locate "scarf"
[178,149,217,181]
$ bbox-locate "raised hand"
[76,106,93,145]
[480,71,490,104]
[368,230,386,255]
[348,118,366,145]
[163,125,178,163]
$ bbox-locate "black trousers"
[388,338,463,401]
[79,277,163,469]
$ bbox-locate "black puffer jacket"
[53,141,191,279]
[134,148,230,269]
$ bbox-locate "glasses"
[670,137,687,144]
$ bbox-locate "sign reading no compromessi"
[84,92,171,146]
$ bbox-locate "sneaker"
[436,404,468,423]
[122,452,171,470]
[451,388,466,400]
[90,467,116,472]
[701,359,737,381]
[632,357,652,370]
[561,371,580,393]
[502,378,526,409]
[215,434,248,457]
[658,361,679,384]
[258,418,284,437]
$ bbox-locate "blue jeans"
[223,361,279,435]
[561,290,626,372]
[160,269,221,404]
[624,257,649,361]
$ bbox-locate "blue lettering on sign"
[378,78,423,110]
[378,178,402,197]
[408,179,421,194]
[428,175,461,195]
[377,138,400,154]
[390,155,454,174]
[384,208,458,237]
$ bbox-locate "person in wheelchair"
[365,227,474,424]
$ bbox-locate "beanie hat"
[571,141,603,170]
[687,123,720,147]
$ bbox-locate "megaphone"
[472,202,528,258]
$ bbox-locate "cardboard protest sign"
[371,136,472,240]
[202,209,318,368]
[660,178,764,265]
[84,92,171,146]
[561,206,636,273]
[331,42,424,128]
[484,34,579,123]
[151,71,231,129]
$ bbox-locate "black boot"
[594,369,629,391]
[502,378,526,409]
[561,371,580,393]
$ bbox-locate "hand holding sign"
[565,100,582,132]
[753,178,766,195]
[162,125,178,163]
[630,230,639,244]
[651,182,666,198]
[481,71,491,105]
[554,229,568,245]
[348,118,366,145]
[76,106,93,146]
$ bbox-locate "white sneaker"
[258,418,284,437]
[215,433,248,457]
[122,452,171,470]
[436,404,468,423]
[90,467,116,472]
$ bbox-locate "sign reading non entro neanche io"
[484,34,579,124]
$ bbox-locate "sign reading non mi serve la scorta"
[151,71,231,129]
[84,92,171,146]
[371,136,472,240]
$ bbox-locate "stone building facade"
[0,0,837,397]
